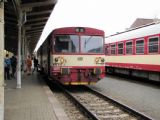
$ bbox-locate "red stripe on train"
[106,62,160,72]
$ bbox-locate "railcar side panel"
[105,22,160,81]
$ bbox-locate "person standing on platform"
[26,55,32,75]
[4,54,11,80]
[10,54,17,78]
[32,57,38,74]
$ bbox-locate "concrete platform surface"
[4,73,69,120]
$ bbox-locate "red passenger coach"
[105,22,160,81]
[38,27,105,85]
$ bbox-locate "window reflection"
[54,35,79,53]
[81,36,103,53]
[105,45,110,55]
[136,40,144,54]
[148,37,159,53]
[126,41,132,54]
[118,43,123,54]
[110,44,116,55]
[54,35,104,54]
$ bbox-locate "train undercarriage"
[106,67,160,82]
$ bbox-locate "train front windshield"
[81,36,103,53]
[54,35,104,54]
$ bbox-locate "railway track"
[46,76,152,120]
[52,87,89,120]
[55,83,152,120]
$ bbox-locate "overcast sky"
[34,0,160,51]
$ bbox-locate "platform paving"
[4,73,69,120]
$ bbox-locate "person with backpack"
[26,55,32,75]
[4,54,11,80]
[11,54,17,78]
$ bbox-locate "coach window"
[148,37,159,53]
[126,41,132,54]
[105,45,110,55]
[110,44,116,55]
[118,43,123,54]
[136,39,144,54]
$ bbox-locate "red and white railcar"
[105,22,160,81]
[38,27,105,85]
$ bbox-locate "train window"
[105,45,110,55]
[126,41,132,54]
[54,35,79,53]
[81,36,103,53]
[110,44,116,55]
[136,40,144,54]
[118,43,123,54]
[148,37,159,53]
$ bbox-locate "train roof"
[51,27,105,36]
[105,21,160,44]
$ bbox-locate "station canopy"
[5,0,57,54]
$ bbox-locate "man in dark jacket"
[32,57,38,74]
[11,54,17,78]
[4,54,11,80]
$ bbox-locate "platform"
[4,73,69,120]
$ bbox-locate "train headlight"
[54,57,66,65]
[95,57,105,64]
[101,58,105,63]
[95,57,100,63]
[60,57,66,64]
[55,58,58,62]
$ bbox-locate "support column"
[24,37,27,59]
[21,27,25,73]
[17,11,22,88]
[0,2,4,120]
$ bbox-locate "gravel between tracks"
[52,90,89,120]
